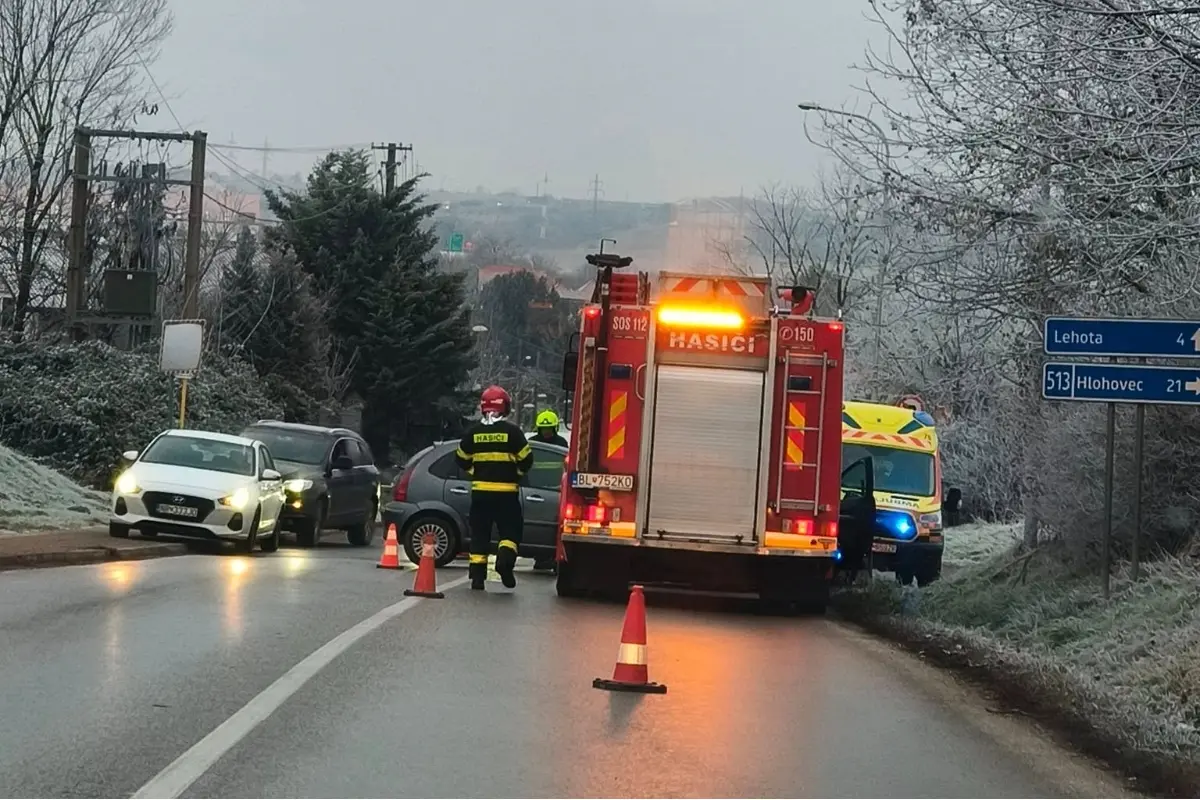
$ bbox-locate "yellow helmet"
[535,409,559,428]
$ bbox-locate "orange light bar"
[656,305,744,329]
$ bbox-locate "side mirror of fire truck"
[561,332,581,391]
[561,351,579,391]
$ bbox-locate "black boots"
[469,561,486,591]
[469,550,517,590]
[495,546,517,589]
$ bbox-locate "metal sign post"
[1101,397,1115,599]
[1044,316,1200,594]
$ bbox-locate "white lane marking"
[131,575,470,799]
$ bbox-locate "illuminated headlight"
[919,510,943,531]
[115,471,140,495]
[284,479,313,493]
[219,487,251,510]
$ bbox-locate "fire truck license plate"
[570,472,634,491]
[872,541,898,553]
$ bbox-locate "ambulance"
[553,253,878,611]
[841,401,944,585]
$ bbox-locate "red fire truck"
[555,254,877,611]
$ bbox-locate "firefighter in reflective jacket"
[455,385,533,591]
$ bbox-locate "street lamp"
[797,102,892,382]
[471,324,488,333]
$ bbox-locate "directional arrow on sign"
[1191,328,1200,352]
[1187,378,1200,394]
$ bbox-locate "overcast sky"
[155,0,886,202]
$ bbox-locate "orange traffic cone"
[404,532,444,599]
[377,523,402,569]
[593,585,666,694]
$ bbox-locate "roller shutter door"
[645,365,764,541]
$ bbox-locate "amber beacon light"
[656,306,745,330]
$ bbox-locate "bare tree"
[716,172,878,318]
[811,0,1200,550]
[0,0,172,339]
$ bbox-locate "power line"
[209,141,373,154]
[203,190,353,226]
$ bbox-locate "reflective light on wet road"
[99,561,137,592]
[101,603,125,690]
[222,557,250,640]
[281,553,311,577]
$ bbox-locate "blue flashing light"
[831,549,843,562]
[914,410,936,427]
[876,509,919,542]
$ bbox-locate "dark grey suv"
[382,439,566,569]
[240,421,380,547]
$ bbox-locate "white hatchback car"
[110,429,286,553]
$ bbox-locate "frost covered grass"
[838,532,1200,792]
[0,442,107,534]
[927,550,1200,737]
[942,520,1022,569]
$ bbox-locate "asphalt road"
[0,539,1132,799]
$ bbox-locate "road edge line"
[130,574,470,799]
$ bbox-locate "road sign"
[449,232,464,252]
[160,319,204,376]
[1044,316,1200,358]
[1043,362,1200,405]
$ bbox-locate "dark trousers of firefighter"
[467,491,523,585]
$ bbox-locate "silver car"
[381,439,567,569]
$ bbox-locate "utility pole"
[372,142,414,194]
[65,129,92,342]
[183,131,207,319]
[590,173,603,217]
[797,103,892,389]
[261,137,268,179]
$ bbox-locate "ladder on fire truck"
[775,347,829,515]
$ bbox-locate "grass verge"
[834,522,1200,797]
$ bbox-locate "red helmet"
[480,385,511,416]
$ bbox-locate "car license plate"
[158,504,198,519]
[872,541,898,553]
[570,472,634,491]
